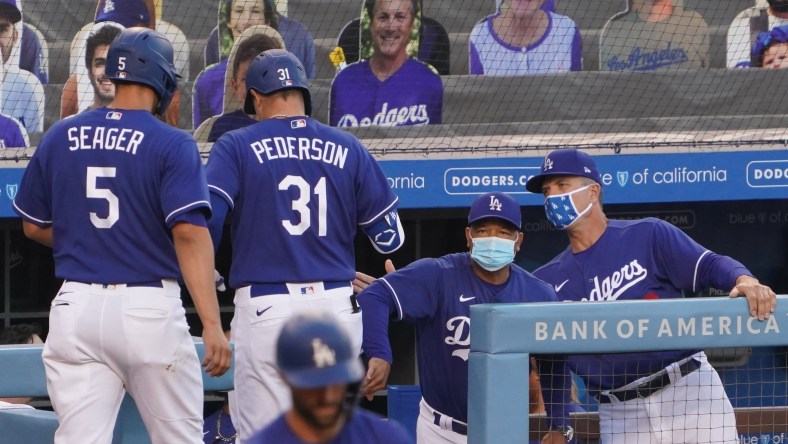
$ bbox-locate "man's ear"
[465,226,472,250]
[515,231,524,253]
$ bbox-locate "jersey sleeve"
[205,133,242,208]
[12,149,51,226]
[160,136,211,227]
[358,258,441,362]
[354,145,398,227]
[651,219,749,293]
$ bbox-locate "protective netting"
[0,0,783,153]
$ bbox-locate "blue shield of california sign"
[5,184,17,200]
[616,171,629,187]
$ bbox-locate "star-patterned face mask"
[544,184,593,230]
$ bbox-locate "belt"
[250,281,350,298]
[598,358,701,404]
[66,280,164,288]
[433,412,467,436]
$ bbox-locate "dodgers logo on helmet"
[276,311,363,389]
[243,49,312,116]
[105,28,181,115]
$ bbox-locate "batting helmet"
[276,311,363,389]
[105,27,180,115]
[243,48,312,116]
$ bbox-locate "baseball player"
[358,192,573,444]
[205,48,404,443]
[525,149,777,443]
[248,310,413,443]
[12,28,231,443]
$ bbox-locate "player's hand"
[214,270,227,292]
[352,259,396,294]
[361,357,391,401]
[202,325,232,377]
[541,431,568,444]
[729,275,776,321]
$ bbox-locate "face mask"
[470,235,516,271]
[544,185,593,230]
[769,0,788,13]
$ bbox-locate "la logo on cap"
[543,158,554,171]
[104,0,115,13]
[584,167,591,173]
[488,195,502,212]
[311,338,336,368]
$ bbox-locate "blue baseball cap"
[96,0,150,27]
[525,149,602,193]
[0,0,21,24]
[467,192,522,229]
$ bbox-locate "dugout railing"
[469,295,788,443]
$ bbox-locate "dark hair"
[0,323,42,345]
[226,0,278,31]
[364,0,419,23]
[85,25,122,70]
[232,33,281,76]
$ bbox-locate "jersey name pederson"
[249,136,348,169]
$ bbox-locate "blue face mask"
[544,185,593,230]
[470,235,516,271]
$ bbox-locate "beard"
[90,76,115,104]
[291,396,346,431]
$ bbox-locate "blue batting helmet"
[243,48,312,116]
[276,311,363,389]
[105,27,180,115]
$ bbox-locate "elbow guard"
[363,210,405,254]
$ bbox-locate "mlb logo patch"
[291,119,307,129]
[300,286,315,295]
[106,111,123,120]
[116,71,127,79]
[283,79,293,86]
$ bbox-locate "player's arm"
[171,218,231,377]
[22,221,52,247]
[207,191,230,252]
[653,221,776,320]
[360,209,405,254]
[357,279,399,400]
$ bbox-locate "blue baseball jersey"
[534,218,751,393]
[249,408,413,444]
[329,58,443,128]
[205,116,399,286]
[359,253,570,425]
[469,12,582,75]
[0,113,29,148]
[192,60,227,130]
[207,109,255,143]
[13,107,211,283]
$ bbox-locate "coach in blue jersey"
[358,192,573,443]
[249,311,413,443]
[12,28,231,443]
[526,149,777,443]
[205,49,404,444]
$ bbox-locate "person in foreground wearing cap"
[525,149,777,443]
[248,311,413,443]
[358,191,573,444]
